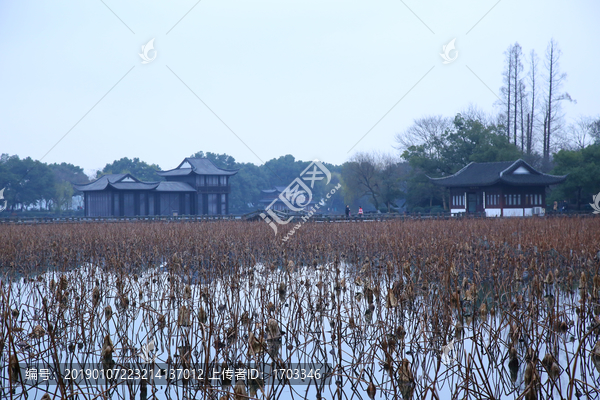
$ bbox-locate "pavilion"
[429,159,566,217]
[74,158,238,217]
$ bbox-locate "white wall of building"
[533,207,545,216]
[454,207,545,217]
[485,208,502,217]
[503,208,524,217]
[450,208,466,215]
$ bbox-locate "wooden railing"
[0,214,242,224]
[0,210,595,225]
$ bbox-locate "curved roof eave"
[156,168,193,177]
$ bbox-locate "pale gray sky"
[0,0,597,175]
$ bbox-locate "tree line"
[0,154,89,213]
[0,152,348,215]
[1,115,598,215]
[1,39,598,215]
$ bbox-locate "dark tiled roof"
[499,174,567,185]
[74,158,238,192]
[74,173,194,192]
[73,174,127,191]
[155,182,196,192]
[429,159,566,187]
[157,168,193,177]
[110,182,159,190]
[157,158,238,177]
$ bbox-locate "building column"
[483,191,486,214]
[134,193,140,216]
[84,192,88,217]
[542,191,546,209]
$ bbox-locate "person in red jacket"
[358,206,363,217]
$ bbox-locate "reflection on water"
[1,261,599,400]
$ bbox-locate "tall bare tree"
[543,38,574,165]
[518,81,527,152]
[511,43,524,146]
[500,43,524,143]
[501,45,514,139]
[527,49,539,155]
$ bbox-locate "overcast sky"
[0,0,597,175]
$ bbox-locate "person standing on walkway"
[345,205,350,218]
[358,206,363,217]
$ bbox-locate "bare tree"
[343,152,406,212]
[490,110,507,128]
[501,45,514,139]
[460,104,494,126]
[343,152,381,210]
[512,43,524,146]
[377,153,406,212]
[500,43,524,143]
[518,80,527,152]
[557,116,598,150]
[527,49,539,155]
[591,117,600,143]
[393,115,452,157]
[543,38,575,164]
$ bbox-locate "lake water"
[1,262,599,400]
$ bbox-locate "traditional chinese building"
[429,159,566,217]
[75,158,238,217]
